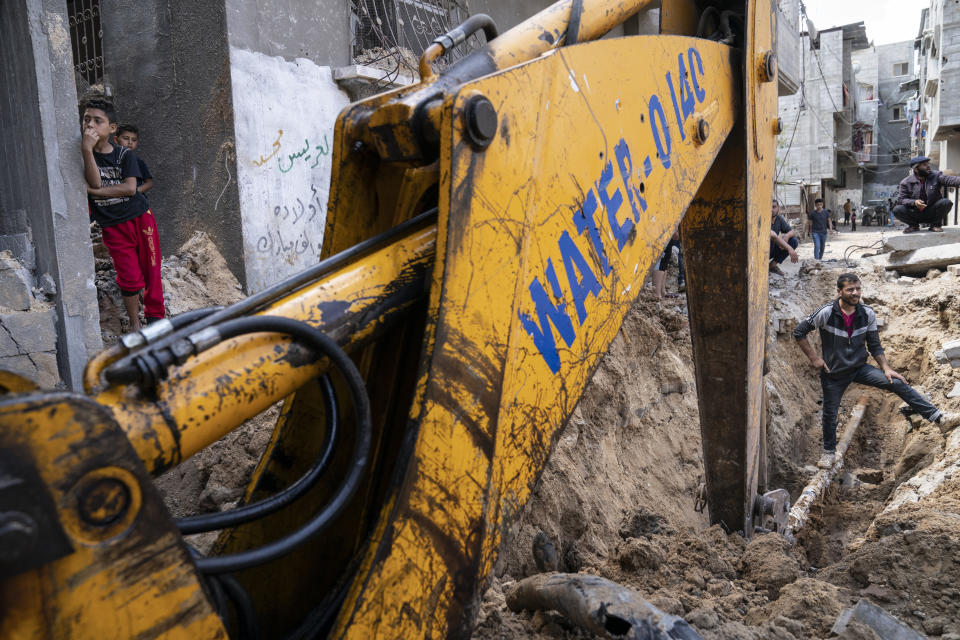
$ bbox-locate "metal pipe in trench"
[784,395,870,541]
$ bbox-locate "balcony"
[856,99,878,128]
[856,143,877,165]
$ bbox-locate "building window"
[892,105,904,121]
[66,0,104,88]
[351,0,481,75]
[893,62,909,76]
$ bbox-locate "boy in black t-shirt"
[81,98,165,330]
[115,124,154,196]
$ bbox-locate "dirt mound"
[94,229,243,344]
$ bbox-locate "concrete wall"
[0,0,102,389]
[101,1,245,286]
[227,49,350,292]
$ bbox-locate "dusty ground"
[472,225,960,640]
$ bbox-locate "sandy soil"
[472,225,960,639]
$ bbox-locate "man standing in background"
[806,198,833,261]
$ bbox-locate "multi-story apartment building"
[854,41,914,206]
[775,22,870,217]
[909,1,960,226]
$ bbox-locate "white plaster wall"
[229,46,350,293]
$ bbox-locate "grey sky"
[802,0,928,46]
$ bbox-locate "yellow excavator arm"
[0,0,779,637]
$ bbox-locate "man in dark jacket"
[893,156,960,233]
[795,273,957,468]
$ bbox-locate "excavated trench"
[472,232,960,640]
[96,229,960,638]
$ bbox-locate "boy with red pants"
[81,98,165,330]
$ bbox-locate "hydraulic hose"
[176,375,339,534]
[187,316,371,575]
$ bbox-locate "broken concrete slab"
[948,382,960,399]
[948,264,960,276]
[935,340,960,368]
[0,352,58,388]
[0,310,57,354]
[885,242,960,274]
[0,251,33,311]
[897,276,918,284]
[831,598,926,639]
[883,229,960,252]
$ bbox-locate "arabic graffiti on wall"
[230,46,350,293]
[251,130,333,172]
[255,183,324,256]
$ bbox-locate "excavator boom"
[0,0,778,637]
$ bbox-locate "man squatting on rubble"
[794,273,957,469]
[769,198,798,276]
[893,156,960,233]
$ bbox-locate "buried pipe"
[506,572,703,639]
[783,395,870,542]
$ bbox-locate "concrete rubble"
[832,598,927,639]
[884,238,960,275]
[935,339,960,368]
[0,251,32,311]
[0,251,60,387]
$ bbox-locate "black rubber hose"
[459,13,498,43]
[215,573,261,640]
[192,316,371,575]
[176,375,339,534]
[170,306,224,330]
[696,6,721,38]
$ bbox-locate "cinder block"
[0,352,58,389]
[0,252,32,311]
[0,310,57,354]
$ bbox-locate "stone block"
[886,242,960,274]
[0,310,57,354]
[948,264,960,276]
[0,326,18,357]
[883,229,960,252]
[0,251,32,311]
[0,352,58,389]
[948,382,960,399]
[831,598,925,639]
